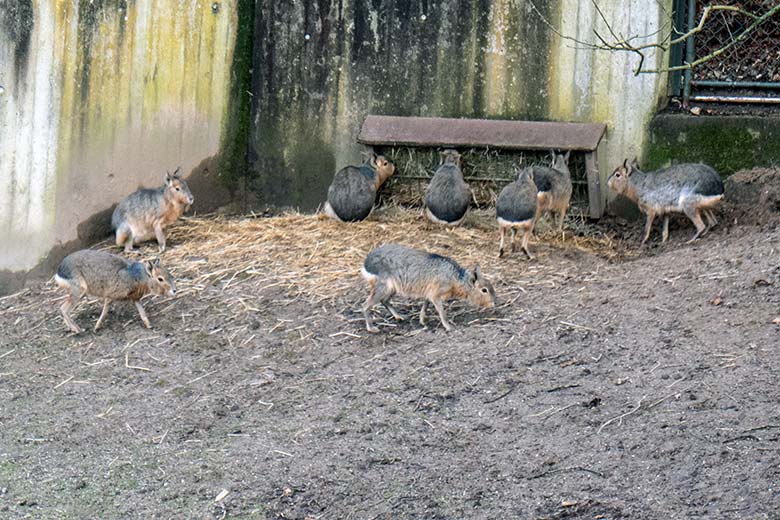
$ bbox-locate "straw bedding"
[156,207,628,308]
[0,207,630,333]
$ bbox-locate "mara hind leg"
[556,207,566,237]
[641,210,656,245]
[661,216,670,243]
[59,281,85,334]
[115,223,135,253]
[362,281,394,333]
[510,228,518,253]
[419,300,428,326]
[704,208,718,229]
[521,226,534,260]
[683,204,707,243]
[498,226,507,258]
[382,300,405,321]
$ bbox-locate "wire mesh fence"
[693,0,780,85]
[373,146,590,210]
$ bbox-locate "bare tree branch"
[642,3,780,74]
[526,0,779,77]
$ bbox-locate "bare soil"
[1,172,779,519]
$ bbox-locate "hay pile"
[156,207,626,307]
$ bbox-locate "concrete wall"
[0,0,250,292]
[249,0,672,210]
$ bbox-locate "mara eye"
[481,288,488,293]
[157,277,164,282]
[175,187,181,191]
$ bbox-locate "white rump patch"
[425,207,466,226]
[323,202,344,222]
[497,216,533,228]
[360,267,377,282]
[54,274,68,288]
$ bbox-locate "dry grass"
[0,207,633,335]
[158,207,629,305]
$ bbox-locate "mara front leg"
[154,222,167,252]
[135,301,153,328]
[430,297,453,331]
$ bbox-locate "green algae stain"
[55,0,237,180]
[217,0,255,191]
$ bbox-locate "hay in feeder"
[375,146,591,209]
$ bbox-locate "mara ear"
[630,156,640,168]
[172,166,182,179]
[152,257,161,267]
[367,150,378,164]
[360,150,378,165]
[165,170,172,183]
[549,150,556,163]
[145,260,155,275]
[470,264,482,283]
[563,150,571,162]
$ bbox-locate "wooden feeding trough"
[357,115,608,218]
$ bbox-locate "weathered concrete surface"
[249,0,672,211]
[646,114,780,175]
[0,0,251,293]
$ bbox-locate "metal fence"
[671,0,780,101]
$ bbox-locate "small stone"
[689,106,702,116]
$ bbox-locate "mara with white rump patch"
[360,243,496,333]
[608,160,724,245]
[424,149,471,226]
[324,153,395,222]
[54,250,176,334]
[496,168,538,259]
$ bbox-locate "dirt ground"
[1,170,779,519]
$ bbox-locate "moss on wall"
[218,0,255,193]
[645,114,780,175]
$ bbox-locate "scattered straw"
[0,207,632,333]
[157,207,629,309]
